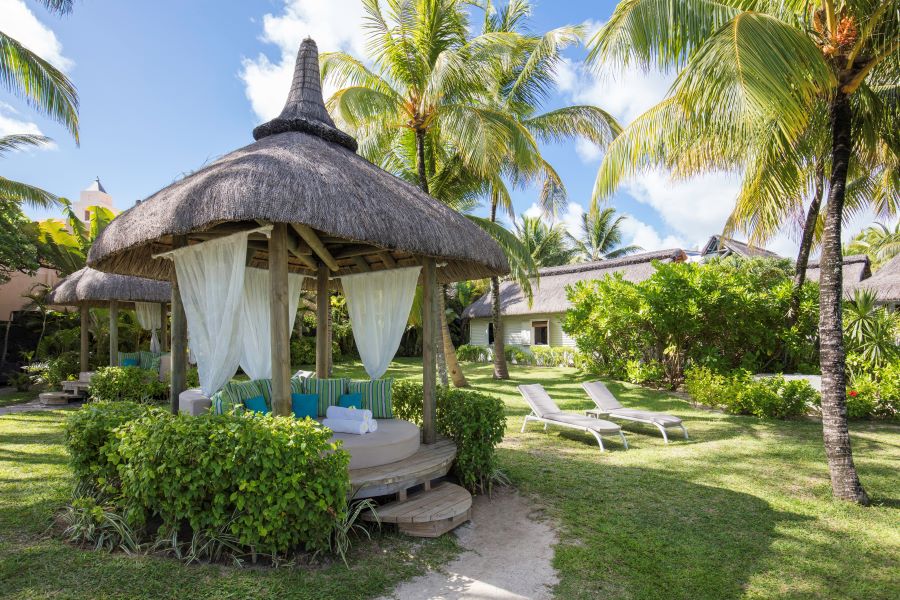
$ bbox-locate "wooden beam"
[292,223,340,271]
[79,304,90,373]
[286,232,318,270]
[170,235,188,414]
[379,252,397,268]
[159,303,168,352]
[315,268,331,378]
[333,244,382,260]
[422,258,436,445]
[269,223,292,416]
[352,256,371,272]
[108,301,118,367]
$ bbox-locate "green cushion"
[348,379,394,418]
[251,378,273,406]
[290,376,306,395]
[304,377,348,417]
[213,380,264,415]
[139,351,158,370]
[118,351,141,367]
[291,393,318,419]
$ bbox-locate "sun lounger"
[582,381,688,443]
[518,384,627,451]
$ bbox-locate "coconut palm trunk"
[440,284,467,387]
[788,163,825,325]
[490,275,509,379]
[819,93,868,505]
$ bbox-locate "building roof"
[463,249,686,319]
[87,38,508,286]
[805,254,872,298]
[852,253,900,303]
[48,267,171,308]
[701,235,782,259]
[84,177,106,193]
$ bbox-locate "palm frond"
[0,176,60,209]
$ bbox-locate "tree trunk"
[489,201,510,379]
[820,92,869,505]
[440,284,467,387]
[435,291,448,387]
[415,128,429,194]
[788,162,825,326]
[1,318,11,367]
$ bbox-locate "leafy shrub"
[89,366,168,403]
[456,344,491,362]
[290,337,340,367]
[625,359,666,387]
[846,359,899,420]
[25,351,81,388]
[565,258,819,388]
[684,366,818,419]
[843,290,899,373]
[6,371,31,391]
[110,412,350,555]
[504,345,532,365]
[64,401,163,489]
[531,346,577,367]
[393,381,506,493]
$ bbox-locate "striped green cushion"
[290,376,306,394]
[139,351,160,370]
[348,379,393,418]
[304,377,347,417]
[118,351,141,367]
[213,380,263,415]
[252,379,273,408]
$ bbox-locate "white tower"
[74,177,115,221]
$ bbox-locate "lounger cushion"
[583,381,624,411]
[518,384,561,418]
[545,412,621,434]
[609,408,682,426]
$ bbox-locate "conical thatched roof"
[853,254,900,303]
[87,38,508,285]
[48,267,171,308]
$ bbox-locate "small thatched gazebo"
[87,38,508,443]
[47,267,172,371]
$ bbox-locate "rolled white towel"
[368,419,378,433]
[326,405,373,423]
[322,418,368,435]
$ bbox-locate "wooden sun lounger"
[518,383,627,451]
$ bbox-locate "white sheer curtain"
[134,301,162,352]
[239,267,305,380]
[341,266,421,379]
[166,232,250,396]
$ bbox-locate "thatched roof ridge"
[853,254,900,303]
[701,235,782,259]
[48,267,171,307]
[463,249,686,319]
[805,254,871,299]
[87,39,507,284]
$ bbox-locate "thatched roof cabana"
[464,249,686,319]
[853,254,900,305]
[806,254,871,298]
[47,267,171,371]
[87,38,508,443]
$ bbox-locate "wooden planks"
[350,437,456,498]
[362,481,473,538]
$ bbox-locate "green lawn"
[2,358,898,599]
[0,389,39,408]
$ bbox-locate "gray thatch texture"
[806,254,871,298]
[48,267,171,308]
[463,249,686,319]
[853,254,900,303]
[87,38,507,284]
[701,235,782,259]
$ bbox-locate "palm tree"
[846,222,900,270]
[35,200,115,275]
[589,0,898,504]
[1,0,79,208]
[514,215,575,267]
[568,206,641,262]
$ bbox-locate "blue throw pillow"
[244,395,269,414]
[291,393,318,419]
[122,358,139,367]
[338,393,363,409]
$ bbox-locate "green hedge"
[89,366,168,403]
[456,344,491,362]
[684,367,819,419]
[291,336,341,367]
[65,404,351,556]
[393,380,505,493]
[844,360,899,420]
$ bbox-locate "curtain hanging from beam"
[341,266,421,379]
[239,267,305,380]
[134,301,162,352]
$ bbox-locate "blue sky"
[1,0,884,257]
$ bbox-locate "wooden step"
[363,481,472,538]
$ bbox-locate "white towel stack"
[323,406,378,435]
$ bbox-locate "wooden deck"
[362,481,472,538]
[349,437,456,499]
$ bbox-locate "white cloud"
[0,0,73,72]
[574,138,602,163]
[0,103,56,149]
[618,214,684,252]
[523,202,543,219]
[240,0,368,121]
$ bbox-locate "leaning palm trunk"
[490,275,509,379]
[819,93,868,505]
[434,293,448,387]
[440,285,467,387]
[788,164,825,326]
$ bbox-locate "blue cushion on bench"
[244,395,269,414]
[291,393,318,419]
[122,358,139,367]
[338,393,363,409]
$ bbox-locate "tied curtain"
[170,232,250,396]
[239,267,305,380]
[341,266,421,379]
[134,301,162,352]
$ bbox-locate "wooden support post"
[315,267,331,378]
[159,302,168,352]
[108,301,119,367]
[422,258,436,445]
[79,304,90,373]
[269,223,292,416]
[170,235,188,414]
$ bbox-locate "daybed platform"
[333,418,420,470]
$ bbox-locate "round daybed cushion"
[327,418,420,470]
